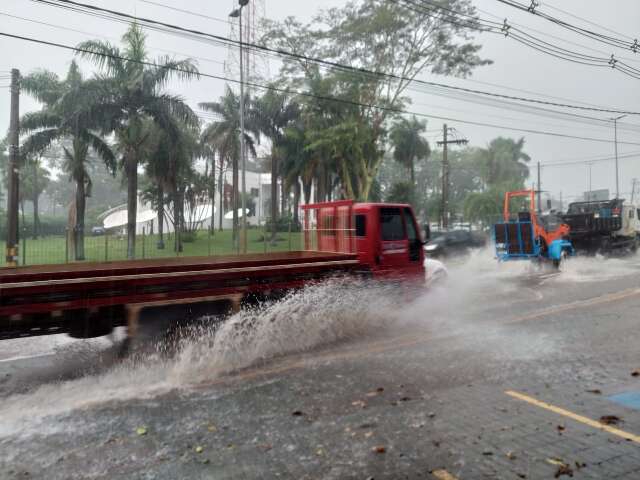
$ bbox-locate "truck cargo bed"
[0,251,360,340]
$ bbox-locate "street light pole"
[612,114,626,199]
[230,0,249,254]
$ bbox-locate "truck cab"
[303,201,425,282]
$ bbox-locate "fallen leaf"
[482,449,493,456]
[257,443,272,452]
[400,396,411,402]
[632,370,640,377]
[316,448,324,456]
[557,425,566,432]
[207,424,217,433]
[376,387,384,393]
[547,458,565,466]
[599,415,621,425]
[554,464,573,478]
[575,461,586,469]
[136,427,147,436]
[506,451,517,460]
[364,431,374,438]
[195,446,204,454]
[372,446,386,454]
[291,410,304,416]
[352,400,367,408]
[428,412,436,418]
[586,389,602,395]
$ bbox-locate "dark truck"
[561,198,640,254]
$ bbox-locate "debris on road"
[631,370,640,377]
[195,446,203,454]
[135,427,147,436]
[372,446,386,454]
[586,389,602,394]
[292,410,304,416]
[599,415,621,425]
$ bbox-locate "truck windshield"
[380,208,405,241]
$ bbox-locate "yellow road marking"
[432,469,459,480]
[505,390,640,443]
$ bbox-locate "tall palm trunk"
[173,186,183,253]
[32,161,40,240]
[74,170,86,261]
[32,193,40,240]
[293,180,301,225]
[218,159,224,231]
[125,150,138,260]
[410,160,415,186]
[270,154,278,240]
[232,154,239,246]
[157,185,165,249]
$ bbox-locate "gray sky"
[1,0,640,203]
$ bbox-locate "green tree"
[389,116,430,185]
[20,62,116,259]
[199,86,258,243]
[77,23,199,259]
[264,0,490,200]
[480,137,531,188]
[19,157,51,238]
[254,89,300,239]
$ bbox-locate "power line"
[5,29,640,148]
[409,0,640,80]
[541,0,636,42]
[0,10,228,67]
[539,151,640,168]
[28,0,640,114]
[495,0,638,52]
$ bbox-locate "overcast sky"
[1,0,640,203]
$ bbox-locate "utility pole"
[437,124,468,229]
[536,161,542,214]
[612,114,626,199]
[5,68,20,267]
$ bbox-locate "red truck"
[0,201,425,343]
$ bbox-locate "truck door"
[379,207,409,269]
[403,207,423,264]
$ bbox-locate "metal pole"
[142,226,146,259]
[536,161,541,214]
[105,233,109,262]
[441,124,448,229]
[5,69,20,266]
[612,115,626,199]
[239,6,248,255]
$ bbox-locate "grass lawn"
[18,228,303,266]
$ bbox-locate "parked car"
[424,229,486,258]
[91,226,106,236]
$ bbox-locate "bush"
[264,214,302,233]
[180,231,197,243]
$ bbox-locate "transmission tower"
[225,0,270,92]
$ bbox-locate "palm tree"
[20,61,116,260]
[199,86,258,244]
[254,89,300,239]
[389,116,430,186]
[76,23,199,259]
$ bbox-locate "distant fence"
[5,223,303,267]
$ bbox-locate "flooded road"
[3,251,640,479]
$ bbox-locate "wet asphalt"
[2,252,640,479]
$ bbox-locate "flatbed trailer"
[0,251,361,341]
[0,201,426,342]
